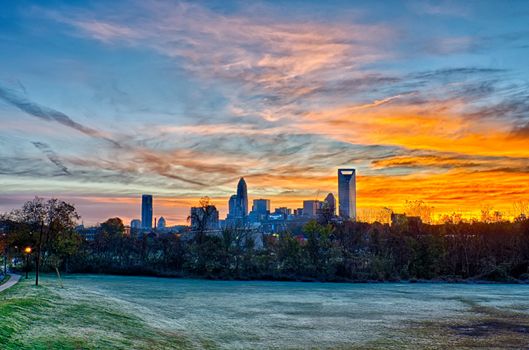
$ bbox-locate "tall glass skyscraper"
[227,177,249,223]
[236,177,248,217]
[338,169,356,221]
[141,194,153,229]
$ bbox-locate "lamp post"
[3,247,6,275]
[24,246,32,279]
[2,233,6,275]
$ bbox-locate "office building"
[252,199,270,215]
[141,194,153,229]
[249,198,270,223]
[303,200,321,218]
[274,207,291,218]
[338,169,356,220]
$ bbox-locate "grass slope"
[0,278,193,350]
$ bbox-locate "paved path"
[0,274,21,293]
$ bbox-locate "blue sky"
[1,0,529,224]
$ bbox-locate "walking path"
[0,274,21,293]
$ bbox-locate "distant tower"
[252,199,270,216]
[324,193,336,215]
[157,216,166,229]
[141,194,153,229]
[236,177,248,218]
[338,169,356,220]
[130,219,141,229]
[228,194,238,219]
[303,200,321,218]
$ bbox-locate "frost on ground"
[1,275,529,349]
[0,277,191,350]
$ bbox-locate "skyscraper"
[141,194,153,229]
[323,193,336,215]
[226,177,249,224]
[236,177,248,218]
[228,194,238,219]
[338,169,356,220]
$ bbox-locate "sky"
[1,0,529,225]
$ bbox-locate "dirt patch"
[452,321,529,337]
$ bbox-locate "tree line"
[2,197,529,283]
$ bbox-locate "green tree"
[7,197,81,285]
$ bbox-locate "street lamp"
[24,246,32,279]
[2,233,6,275]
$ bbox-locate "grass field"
[0,276,193,350]
[1,275,529,349]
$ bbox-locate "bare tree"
[403,200,435,224]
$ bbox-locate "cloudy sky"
[1,0,529,225]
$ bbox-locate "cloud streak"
[32,141,71,175]
[0,85,121,147]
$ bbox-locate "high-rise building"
[323,193,336,215]
[227,177,249,221]
[236,177,248,217]
[249,198,270,222]
[141,194,153,229]
[252,199,270,215]
[338,169,356,220]
[228,194,238,219]
[303,200,321,218]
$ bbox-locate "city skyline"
[134,171,352,228]
[2,1,529,225]
[1,2,529,348]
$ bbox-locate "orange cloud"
[298,98,529,158]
